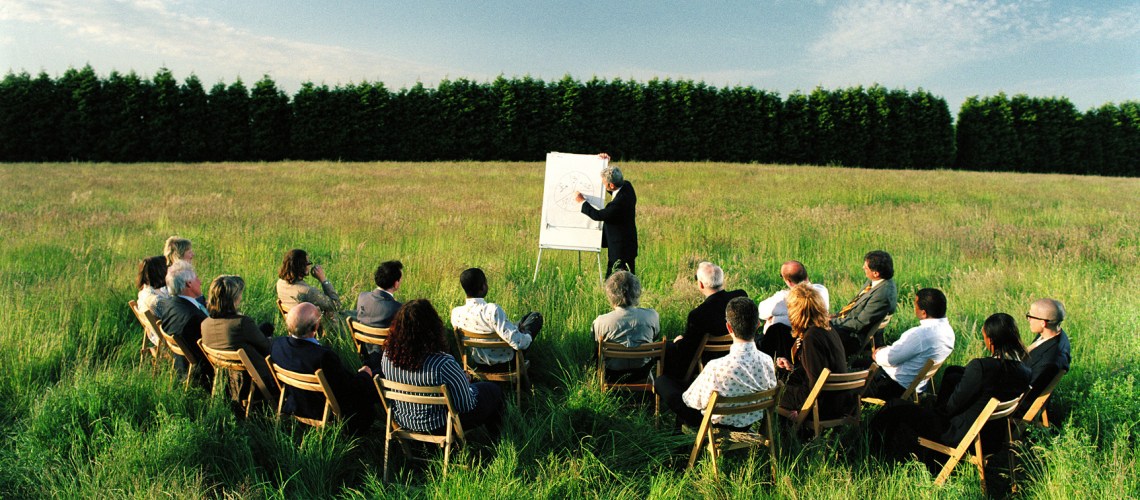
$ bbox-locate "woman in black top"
[777,283,855,420]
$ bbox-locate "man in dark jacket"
[575,153,638,277]
[664,261,748,381]
[157,261,212,384]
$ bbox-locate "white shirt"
[137,285,171,319]
[683,340,777,428]
[451,298,533,366]
[757,283,830,331]
[873,317,955,393]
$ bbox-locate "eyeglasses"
[1025,313,1051,322]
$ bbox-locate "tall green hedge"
[0,65,1134,175]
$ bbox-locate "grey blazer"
[593,306,660,370]
[831,279,898,338]
[356,289,402,328]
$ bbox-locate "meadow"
[0,161,1137,498]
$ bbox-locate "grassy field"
[0,161,1137,498]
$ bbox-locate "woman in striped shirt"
[382,299,504,435]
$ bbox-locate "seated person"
[831,250,898,357]
[356,260,404,357]
[135,254,170,327]
[870,313,1031,462]
[270,302,379,435]
[163,235,195,266]
[157,261,213,383]
[863,288,955,400]
[593,271,660,382]
[776,284,856,421]
[276,248,342,315]
[664,261,747,381]
[201,275,276,400]
[654,297,776,430]
[450,268,542,369]
[1018,298,1072,417]
[757,260,829,361]
[382,299,505,435]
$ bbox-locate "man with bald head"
[756,260,830,361]
[1020,298,1072,416]
[270,302,379,434]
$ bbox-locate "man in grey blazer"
[831,250,898,357]
[355,260,403,355]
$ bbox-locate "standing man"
[574,153,638,276]
[831,250,898,357]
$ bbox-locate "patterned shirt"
[381,352,479,432]
[450,298,532,365]
[683,340,778,428]
[873,317,955,393]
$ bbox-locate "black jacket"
[581,181,638,261]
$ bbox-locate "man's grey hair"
[604,270,642,308]
[601,165,624,187]
[696,261,724,290]
[166,260,197,296]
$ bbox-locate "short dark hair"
[459,268,487,298]
[374,260,404,289]
[135,255,167,290]
[916,288,947,318]
[725,296,759,341]
[864,250,894,280]
[278,249,309,283]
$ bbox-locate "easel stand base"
[533,245,604,284]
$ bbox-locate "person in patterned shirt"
[655,296,778,430]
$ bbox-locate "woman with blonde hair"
[164,236,194,266]
[201,275,275,398]
[776,283,855,420]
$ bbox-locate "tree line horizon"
[0,65,1136,176]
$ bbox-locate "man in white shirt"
[864,288,955,400]
[655,296,777,430]
[450,268,543,368]
[756,260,829,360]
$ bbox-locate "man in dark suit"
[355,260,403,360]
[157,261,212,384]
[270,302,379,435]
[1019,298,1072,417]
[831,250,898,357]
[664,262,748,380]
[574,153,638,276]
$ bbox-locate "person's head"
[206,275,245,318]
[604,271,642,309]
[982,312,1028,361]
[863,250,894,281]
[601,165,624,192]
[695,261,724,294]
[384,299,448,371]
[374,260,404,291]
[286,302,321,338]
[459,268,488,298]
[915,288,948,319]
[725,296,759,342]
[1028,298,1066,333]
[787,282,829,335]
[164,236,193,266]
[135,255,168,291]
[166,260,201,297]
[780,260,808,287]
[279,248,310,283]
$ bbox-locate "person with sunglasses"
[1019,298,1072,417]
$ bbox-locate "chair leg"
[934,449,964,486]
[383,435,392,483]
[707,429,719,478]
[442,439,451,477]
[974,439,987,492]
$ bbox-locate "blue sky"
[1,0,1137,113]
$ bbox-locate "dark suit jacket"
[1019,331,1071,414]
[356,289,402,328]
[939,357,1030,444]
[780,326,856,419]
[581,181,638,261]
[831,279,898,340]
[665,289,748,379]
[269,336,376,423]
[158,295,211,376]
[202,314,273,391]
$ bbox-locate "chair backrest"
[900,358,945,401]
[1022,369,1067,425]
[454,327,517,369]
[374,377,465,440]
[598,340,666,387]
[347,316,389,354]
[157,320,196,363]
[129,300,162,340]
[858,314,893,351]
[988,395,1023,422]
[796,368,870,420]
[197,339,246,372]
[708,385,779,416]
[268,360,342,426]
[276,299,290,318]
[683,333,732,380]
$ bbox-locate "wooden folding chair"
[1021,369,1067,428]
[918,395,1023,489]
[683,333,733,381]
[777,367,870,438]
[687,385,780,481]
[862,358,944,407]
[374,377,468,481]
[856,314,894,354]
[597,340,666,415]
[128,300,166,366]
[197,340,276,418]
[454,327,529,407]
[346,316,389,358]
[157,320,199,389]
[267,357,343,428]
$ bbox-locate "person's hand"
[776,357,792,370]
[673,335,683,343]
[574,191,585,203]
[312,264,328,282]
[358,365,372,376]
[598,152,610,160]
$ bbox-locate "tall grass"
[0,161,1137,497]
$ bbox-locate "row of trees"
[0,66,1135,175]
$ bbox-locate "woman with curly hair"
[776,283,856,421]
[382,299,504,435]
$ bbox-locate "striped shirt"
[380,352,479,432]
